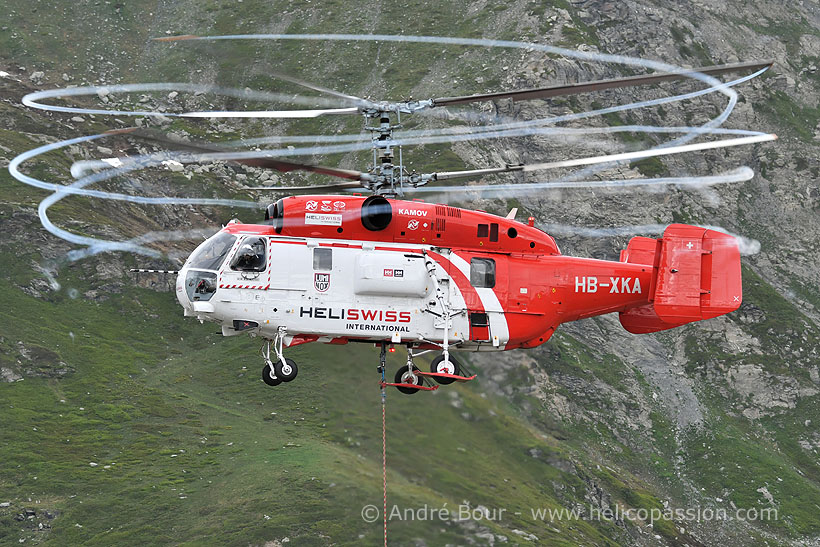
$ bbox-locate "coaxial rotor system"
[118,49,773,197]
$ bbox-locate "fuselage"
[174,195,660,351]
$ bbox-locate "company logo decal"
[398,208,427,217]
[407,219,419,230]
[298,306,412,332]
[305,213,343,226]
[314,273,330,292]
[305,200,318,211]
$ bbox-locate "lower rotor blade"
[181,107,359,118]
[426,134,775,185]
[520,134,776,172]
[269,71,371,106]
[244,181,366,193]
[433,164,524,181]
[125,128,366,181]
[405,167,755,196]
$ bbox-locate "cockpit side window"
[230,236,267,272]
[188,232,237,270]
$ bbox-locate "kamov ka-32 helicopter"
[132,55,774,394]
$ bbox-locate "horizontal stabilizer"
[619,224,742,333]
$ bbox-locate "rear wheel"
[262,363,282,386]
[430,355,461,385]
[394,364,422,394]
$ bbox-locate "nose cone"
[175,269,190,310]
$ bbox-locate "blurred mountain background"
[1,0,819,545]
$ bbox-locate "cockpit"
[182,232,237,302]
[179,230,272,305]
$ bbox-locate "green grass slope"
[0,268,641,545]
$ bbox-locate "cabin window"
[470,257,496,288]
[477,224,489,238]
[313,247,332,270]
[230,236,266,272]
[490,223,499,242]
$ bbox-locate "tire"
[274,358,298,382]
[429,355,461,385]
[394,364,422,395]
[262,363,282,386]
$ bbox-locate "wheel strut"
[261,327,298,385]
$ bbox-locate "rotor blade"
[405,167,756,197]
[124,128,367,181]
[432,164,524,181]
[153,35,200,42]
[431,60,774,107]
[427,134,776,184]
[180,107,360,118]
[153,35,369,106]
[269,71,371,106]
[519,134,776,172]
[244,181,366,193]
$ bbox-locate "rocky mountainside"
[1,0,819,545]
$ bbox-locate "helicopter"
[126,57,773,394]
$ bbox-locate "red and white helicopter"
[134,60,773,393]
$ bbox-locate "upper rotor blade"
[125,128,366,181]
[431,60,774,107]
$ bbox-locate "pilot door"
[218,235,272,291]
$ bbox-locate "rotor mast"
[362,106,434,196]
[363,109,401,194]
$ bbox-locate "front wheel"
[394,364,422,395]
[429,355,461,385]
[262,363,282,386]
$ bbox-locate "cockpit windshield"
[187,232,237,271]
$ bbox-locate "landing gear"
[379,343,439,394]
[275,358,298,382]
[429,354,462,385]
[262,363,282,386]
[394,364,423,395]
[261,327,298,387]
